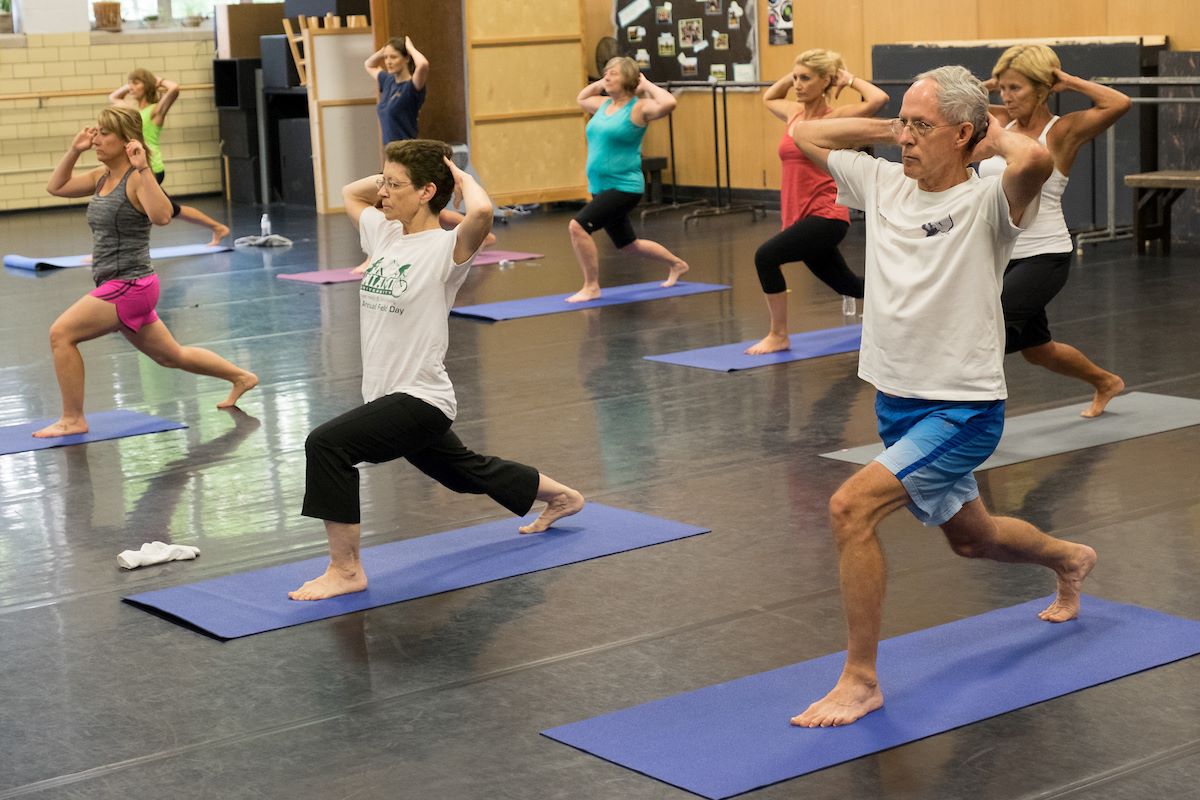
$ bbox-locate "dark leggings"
[754,216,862,298]
[1001,252,1072,354]
[302,393,540,525]
[153,170,182,218]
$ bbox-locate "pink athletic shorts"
[90,274,160,332]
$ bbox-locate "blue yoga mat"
[543,595,1200,799]
[0,410,186,456]
[124,503,709,639]
[644,325,861,372]
[450,281,730,321]
[4,243,232,271]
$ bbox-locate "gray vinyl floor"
[1,196,1198,799]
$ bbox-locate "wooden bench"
[1125,170,1200,254]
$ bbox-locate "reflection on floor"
[1,196,1198,799]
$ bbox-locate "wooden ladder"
[282,13,369,86]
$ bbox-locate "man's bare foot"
[791,677,884,727]
[566,287,601,303]
[519,488,585,534]
[661,260,689,288]
[1039,543,1098,622]
[1081,375,1125,418]
[32,417,89,438]
[745,333,791,355]
[217,372,259,409]
[208,224,230,246]
[288,564,368,600]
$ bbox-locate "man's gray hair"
[914,65,988,145]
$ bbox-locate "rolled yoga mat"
[542,595,1200,799]
[124,503,709,640]
[0,410,186,456]
[821,391,1200,470]
[4,243,232,271]
[275,251,544,285]
[644,325,861,372]
[450,281,731,321]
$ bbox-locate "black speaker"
[260,35,300,89]
[219,109,259,159]
[278,118,315,207]
[226,155,261,205]
[213,58,260,110]
[283,0,369,19]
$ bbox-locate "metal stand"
[639,110,707,221]
[682,83,765,225]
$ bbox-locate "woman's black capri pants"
[302,393,540,525]
[573,189,643,249]
[1001,252,1072,354]
[754,216,862,298]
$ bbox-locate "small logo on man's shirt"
[921,216,954,237]
[361,259,412,297]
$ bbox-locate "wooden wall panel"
[1107,0,1199,49]
[471,116,587,203]
[466,0,581,40]
[759,0,868,80]
[979,0,1108,39]
[470,43,588,116]
[862,0,979,50]
[381,0,467,143]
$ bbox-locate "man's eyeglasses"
[889,118,955,138]
[375,177,413,192]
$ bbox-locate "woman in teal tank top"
[567,57,688,303]
[110,68,230,246]
[33,106,256,439]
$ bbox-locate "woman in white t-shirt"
[290,139,584,601]
[979,45,1130,417]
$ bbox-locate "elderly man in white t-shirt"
[789,66,1099,728]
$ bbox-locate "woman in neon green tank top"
[109,68,229,246]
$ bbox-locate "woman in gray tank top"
[34,106,257,439]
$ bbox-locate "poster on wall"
[767,0,791,45]
[613,0,758,86]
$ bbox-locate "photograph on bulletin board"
[767,0,791,45]
[612,0,758,87]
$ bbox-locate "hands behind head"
[636,73,650,95]
[442,155,465,207]
[981,76,999,94]
[72,127,98,153]
[125,140,149,170]
[968,113,1001,162]
[1048,68,1071,94]
[832,68,854,99]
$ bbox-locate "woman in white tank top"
[980,44,1130,417]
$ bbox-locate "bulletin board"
[613,0,758,86]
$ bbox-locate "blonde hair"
[97,106,146,147]
[795,48,845,95]
[604,56,640,94]
[127,67,161,104]
[991,44,1061,100]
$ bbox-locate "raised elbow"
[149,210,173,226]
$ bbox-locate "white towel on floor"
[233,234,293,247]
[117,541,201,570]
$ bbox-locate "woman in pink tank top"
[746,49,887,355]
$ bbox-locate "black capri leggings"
[1001,252,1072,354]
[573,189,644,249]
[153,170,182,219]
[754,216,862,298]
[302,393,540,525]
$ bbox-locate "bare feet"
[217,372,259,409]
[208,224,231,246]
[288,563,368,600]
[519,488,585,534]
[1081,375,1125,418]
[745,333,791,355]
[661,260,689,288]
[566,287,601,303]
[791,676,884,727]
[1038,543,1098,622]
[32,417,89,438]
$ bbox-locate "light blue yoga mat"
[644,325,861,371]
[543,595,1200,799]
[821,392,1200,470]
[0,410,186,456]
[4,243,232,271]
[450,281,731,321]
[124,503,709,640]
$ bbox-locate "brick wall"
[0,29,222,212]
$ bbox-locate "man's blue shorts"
[873,392,1005,527]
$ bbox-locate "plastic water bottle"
[841,295,857,317]
[260,213,271,237]
[498,258,514,269]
